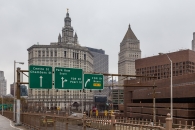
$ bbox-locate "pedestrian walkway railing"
[2,111,195,130]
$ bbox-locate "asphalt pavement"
[0,115,26,130]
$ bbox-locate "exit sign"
[84,74,104,90]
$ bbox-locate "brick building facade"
[124,50,195,124]
[136,50,195,81]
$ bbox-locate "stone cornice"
[27,43,94,57]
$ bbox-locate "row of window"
[32,59,87,63]
[137,67,194,74]
[137,69,195,80]
[30,50,87,58]
[38,51,57,57]
[138,61,195,71]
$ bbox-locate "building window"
[84,54,86,60]
[64,51,66,58]
[55,51,57,57]
[77,53,79,59]
[50,51,53,57]
[42,51,45,57]
[38,51,41,57]
[46,51,49,57]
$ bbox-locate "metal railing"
[2,111,195,130]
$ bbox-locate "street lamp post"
[165,54,173,119]
[13,61,24,122]
[112,76,113,111]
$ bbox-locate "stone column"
[83,113,86,130]
[165,113,172,130]
[111,114,116,130]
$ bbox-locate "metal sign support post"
[16,67,21,125]
[68,94,70,115]
[82,90,83,114]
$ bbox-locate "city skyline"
[1,0,195,94]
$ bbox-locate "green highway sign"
[54,67,83,89]
[29,65,52,89]
[84,74,104,90]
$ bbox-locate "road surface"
[0,115,26,130]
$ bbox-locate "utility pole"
[153,87,156,124]
[148,89,161,125]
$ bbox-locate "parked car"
[68,113,83,126]
[69,113,83,118]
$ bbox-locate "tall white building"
[192,32,195,51]
[118,25,141,85]
[27,11,94,110]
[0,71,7,96]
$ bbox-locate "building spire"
[122,24,137,41]
[61,9,77,44]
[66,8,70,17]
[58,33,61,43]
[75,32,77,38]
[64,9,71,26]
[74,32,78,44]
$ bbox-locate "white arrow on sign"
[85,79,90,88]
[61,77,67,88]
[39,76,43,87]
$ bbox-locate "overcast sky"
[1,0,195,94]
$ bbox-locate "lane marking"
[0,115,24,130]
[9,120,23,130]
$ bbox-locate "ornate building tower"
[27,10,94,111]
[60,9,78,44]
[118,24,141,84]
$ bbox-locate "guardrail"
[2,111,195,130]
